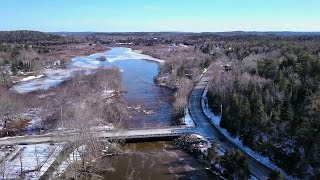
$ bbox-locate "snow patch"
[184,108,195,127]
[11,69,72,93]
[102,47,165,63]
[20,75,45,82]
[0,143,64,179]
[53,145,86,178]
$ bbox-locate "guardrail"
[102,131,187,139]
[125,126,190,131]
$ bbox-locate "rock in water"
[98,56,107,61]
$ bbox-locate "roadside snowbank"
[184,108,195,127]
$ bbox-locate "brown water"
[97,48,218,179]
[108,50,174,128]
[104,142,217,180]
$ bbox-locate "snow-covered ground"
[111,48,164,63]
[20,75,45,82]
[20,108,43,134]
[52,145,86,178]
[90,124,115,131]
[0,146,15,162]
[189,134,211,155]
[184,108,195,127]
[101,89,115,99]
[201,83,290,177]
[11,47,164,94]
[0,143,64,179]
[11,69,72,93]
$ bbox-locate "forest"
[204,35,320,177]
[0,30,78,45]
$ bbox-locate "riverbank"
[42,43,109,64]
[1,43,110,89]
[0,67,123,137]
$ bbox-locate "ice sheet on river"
[11,69,72,93]
[11,48,164,94]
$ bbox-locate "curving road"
[188,70,273,179]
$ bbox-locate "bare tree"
[172,77,193,121]
[19,149,24,177]
[0,160,5,179]
[0,91,21,131]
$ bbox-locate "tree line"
[0,30,79,45]
[206,36,320,178]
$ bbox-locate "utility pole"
[60,105,63,130]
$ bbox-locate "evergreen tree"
[208,92,222,115]
[281,102,294,123]
[268,169,284,180]
[281,88,294,123]
[251,95,267,129]
[220,149,249,179]
[239,97,252,143]
[177,65,185,77]
[240,97,251,128]
[207,141,219,163]
[11,63,17,75]
[227,92,241,136]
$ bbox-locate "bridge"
[0,127,200,146]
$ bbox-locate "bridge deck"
[0,127,199,146]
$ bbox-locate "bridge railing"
[125,125,195,131]
[101,132,188,140]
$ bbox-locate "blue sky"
[1,0,319,32]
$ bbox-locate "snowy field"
[52,145,86,178]
[0,143,64,179]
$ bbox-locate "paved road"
[188,71,272,179]
[0,127,198,146]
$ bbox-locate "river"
[12,47,216,179]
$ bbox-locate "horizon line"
[1,30,320,34]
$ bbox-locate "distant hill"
[208,31,320,36]
[51,31,320,37]
[0,30,75,44]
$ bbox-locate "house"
[185,68,193,77]
[221,63,232,71]
[53,60,61,67]
[156,73,171,86]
